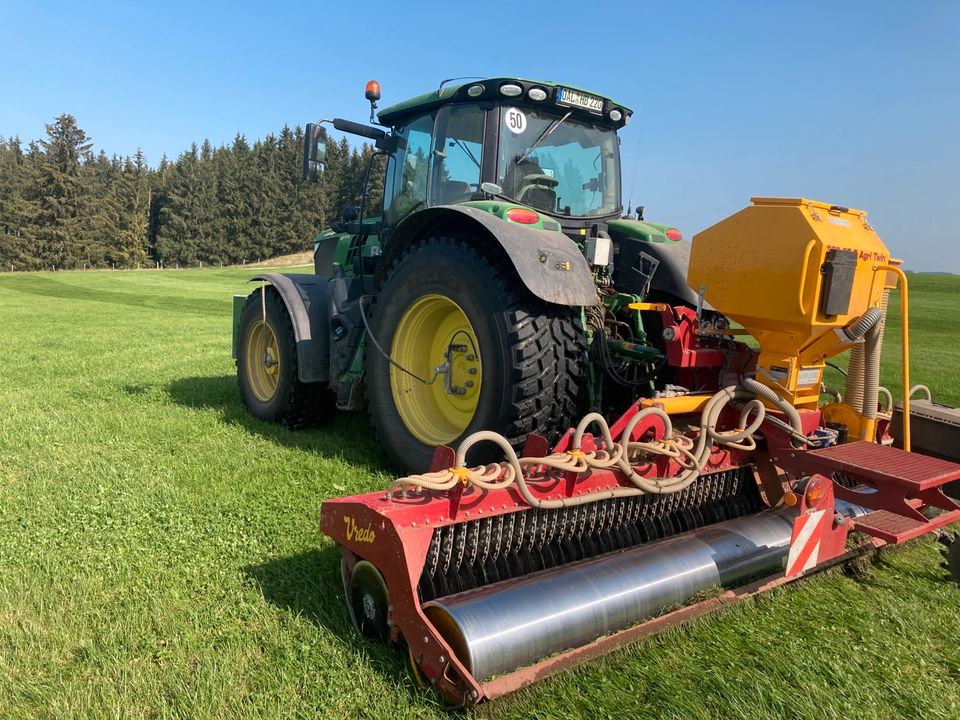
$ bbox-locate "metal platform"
[801,442,960,541]
[852,508,960,544]
[805,442,960,490]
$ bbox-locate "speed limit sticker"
[504,108,527,134]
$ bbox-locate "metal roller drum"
[424,504,863,681]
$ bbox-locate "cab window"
[384,113,435,226]
[433,104,485,205]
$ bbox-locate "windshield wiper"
[452,137,481,169]
[514,111,572,165]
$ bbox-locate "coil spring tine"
[466,521,480,567]
[491,515,504,563]
[478,517,496,586]
[478,517,491,567]
[592,501,606,553]
[528,509,543,572]
[418,530,441,601]
[461,521,481,592]
[439,526,454,577]
[589,501,602,556]
[495,513,513,582]
[418,469,766,599]
[615,498,632,549]
[570,505,586,561]
[510,511,528,578]
[531,509,546,572]
[626,496,644,545]
[535,508,548,568]
[450,523,468,593]
[553,508,570,565]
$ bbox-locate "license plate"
[556,87,604,113]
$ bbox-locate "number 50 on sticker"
[505,108,527,134]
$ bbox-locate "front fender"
[382,206,597,307]
[248,273,330,383]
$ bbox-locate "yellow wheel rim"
[245,319,281,403]
[390,294,482,445]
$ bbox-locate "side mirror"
[303,123,326,182]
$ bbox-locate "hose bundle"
[388,381,807,505]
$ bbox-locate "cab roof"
[377,77,633,129]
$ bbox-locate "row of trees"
[0,115,383,271]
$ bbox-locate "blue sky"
[3,1,958,271]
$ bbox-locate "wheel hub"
[263,347,278,374]
[362,593,378,621]
[244,320,281,402]
[390,294,482,445]
[348,560,390,643]
[442,344,478,397]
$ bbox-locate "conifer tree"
[0,114,394,270]
[28,115,95,268]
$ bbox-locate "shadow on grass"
[245,546,460,714]
[0,274,230,315]
[164,374,388,475]
[245,546,351,636]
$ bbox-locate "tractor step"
[853,508,960,544]
[801,441,960,527]
[805,441,960,490]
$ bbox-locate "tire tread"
[237,288,330,428]
[369,234,587,466]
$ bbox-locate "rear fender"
[247,273,330,383]
[380,206,597,307]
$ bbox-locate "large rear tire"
[236,287,333,427]
[366,235,588,473]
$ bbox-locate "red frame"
[320,400,879,706]
[319,314,959,705]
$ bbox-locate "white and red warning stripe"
[786,510,831,577]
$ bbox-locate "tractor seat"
[438,181,472,205]
[517,173,559,213]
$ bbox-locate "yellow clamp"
[448,466,471,484]
[566,449,586,458]
[628,301,670,312]
[661,438,677,446]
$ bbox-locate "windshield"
[497,106,621,217]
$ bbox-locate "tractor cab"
[375,79,630,233]
[305,78,632,241]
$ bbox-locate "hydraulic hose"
[857,307,886,420]
[455,430,645,510]
[617,387,766,494]
[843,306,885,343]
[845,344,865,413]
[844,301,887,415]
[877,386,893,413]
[391,384,803,502]
[742,378,803,435]
[821,386,843,404]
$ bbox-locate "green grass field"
[1,268,959,719]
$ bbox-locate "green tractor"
[233,77,697,473]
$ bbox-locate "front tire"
[236,287,332,427]
[366,235,588,473]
